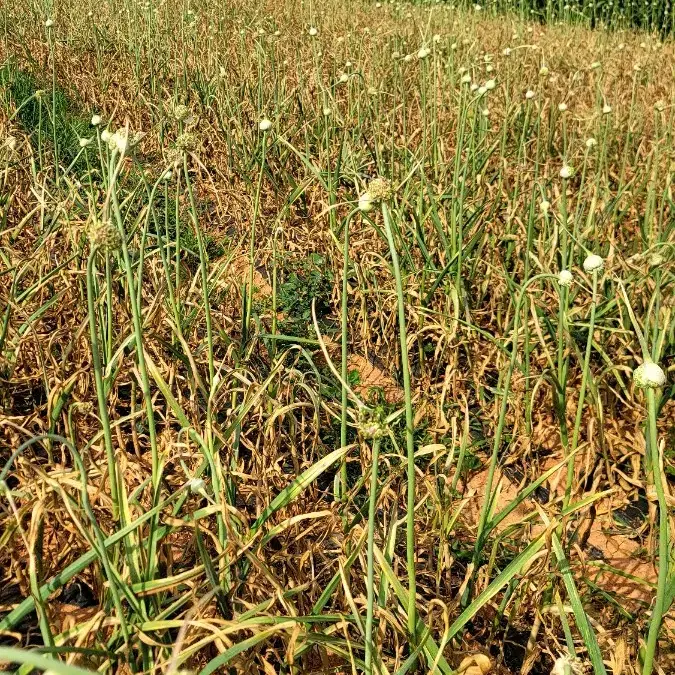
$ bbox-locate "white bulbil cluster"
[633,360,666,389]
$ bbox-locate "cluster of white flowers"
[359,192,375,212]
[358,177,393,213]
[551,655,584,675]
[558,269,573,286]
[583,253,603,272]
[633,360,666,388]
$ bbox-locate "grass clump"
[0,59,93,170]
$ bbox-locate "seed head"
[101,129,112,143]
[559,164,573,179]
[586,137,597,148]
[583,253,604,272]
[558,269,573,286]
[357,408,387,440]
[367,176,393,201]
[79,137,93,148]
[602,103,612,114]
[109,128,144,155]
[648,252,665,267]
[539,65,549,77]
[358,191,375,213]
[633,360,666,389]
[175,131,197,153]
[339,72,349,83]
[461,74,471,84]
[558,102,568,112]
[417,46,431,59]
[91,114,102,126]
[551,655,584,675]
[45,18,54,28]
[540,200,550,214]
[111,130,127,153]
[485,78,496,90]
[259,118,272,132]
[503,47,511,56]
[308,26,318,36]
[525,89,535,100]
[172,103,190,122]
[89,220,121,253]
[478,85,487,96]
[188,477,206,493]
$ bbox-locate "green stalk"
[565,270,599,510]
[86,248,120,521]
[47,23,59,185]
[181,156,228,580]
[474,274,553,557]
[364,435,382,675]
[109,155,161,579]
[642,386,669,675]
[381,201,417,640]
[183,153,215,384]
[340,209,358,499]
[244,129,268,344]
